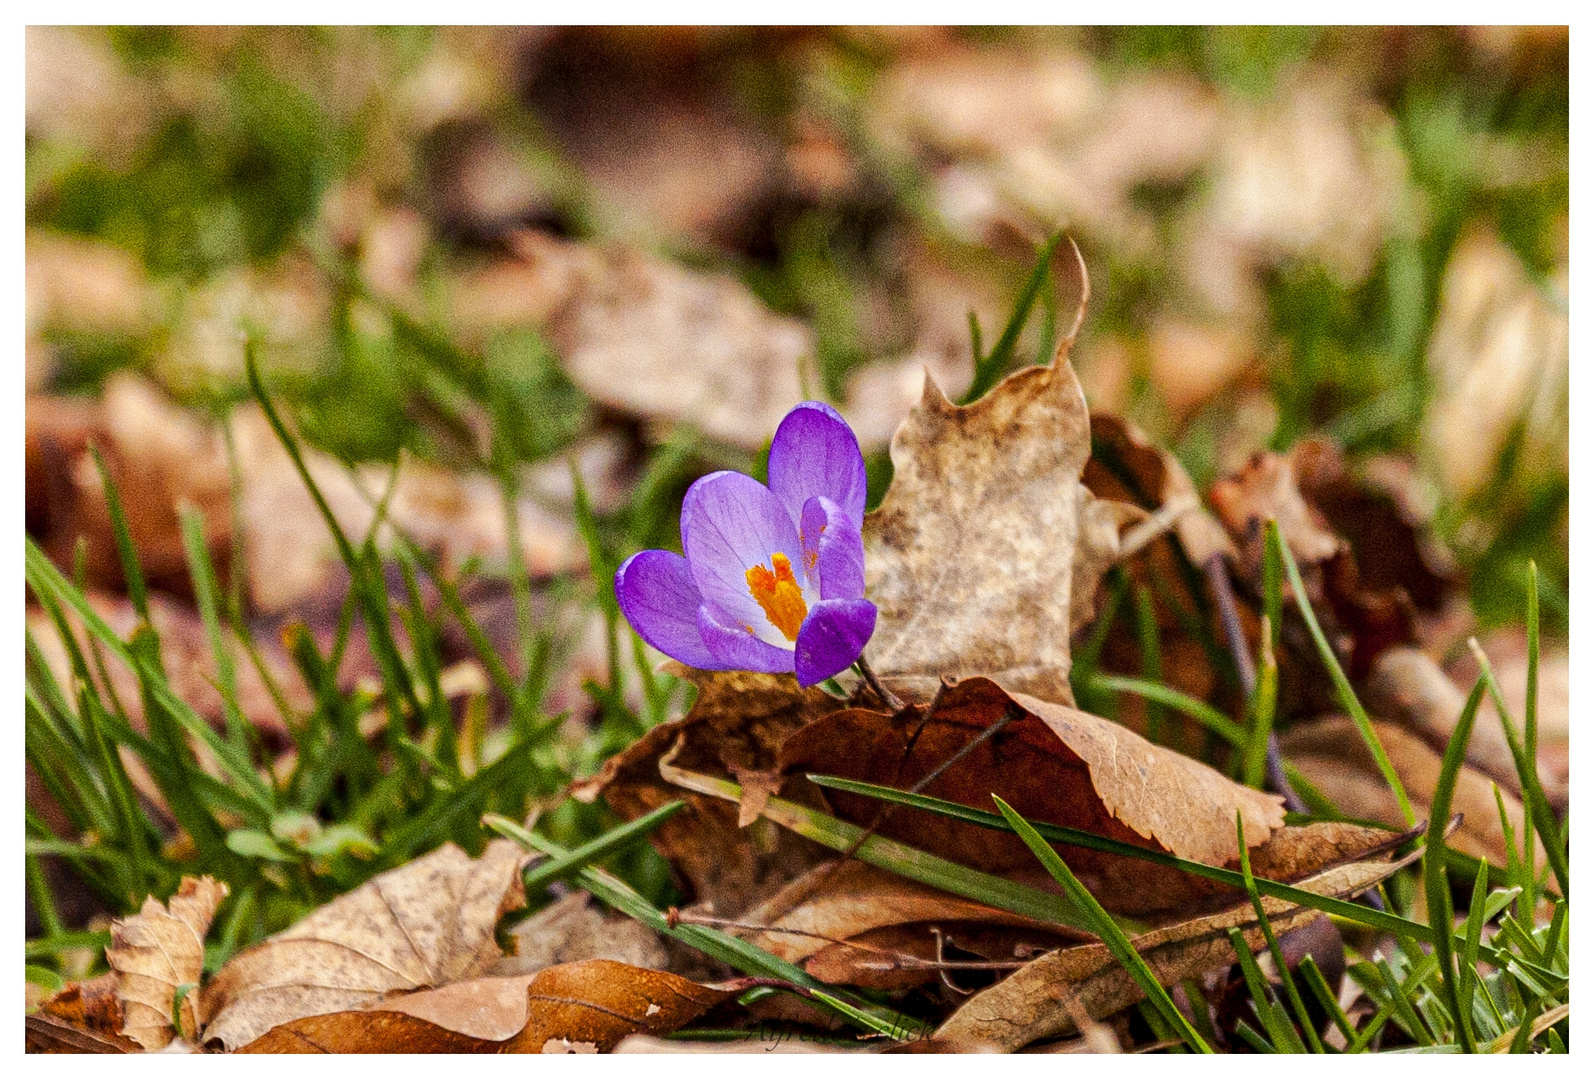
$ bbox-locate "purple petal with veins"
[768,401,868,528]
[613,550,725,670]
[800,495,865,601]
[681,470,808,642]
[793,598,877,686]
[698,604,797,674]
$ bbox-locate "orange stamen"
[745,552,808,642]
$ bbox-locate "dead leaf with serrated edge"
[935,834,1422,1051]
[106,875,228,1049]
[235,960,734,1053]
[200,839,526,1050]
[862,355,1143,707]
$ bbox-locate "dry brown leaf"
[1280,716,1544,874]
[27,973,141,1054]
[26,590,310,743]
[1364,647,1522,798]
[492,891,669,977]
[571,665,842,915]
[862,357,1137,707]
[106,876,228,1049]
[1209,448,1343,577]
[200,839,527,1050]
[26,374,585,616]
[935,840,1419,1051]
[779,676,1287,916]
[1086,413,1235,569]
[503,231,814,450]
[236,960,732,1053]
[734,861,1082,989]
[1445,632,1569,813]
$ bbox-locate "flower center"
[745,552,808,642]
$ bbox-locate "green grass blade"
[1459,858,1490,1044]
[178,505,247,753]
[1235,812,1323,1051]
[88,444,148,620]
[994,796,1211,1053]
[668,764,1101,933]
[1243,620,1279,789]
[1088,675,1245,746]
[1424,675,1485,1052]
[1133,586,1166,744]
[959,231,1063,404]
[1270,521,1414,824]
[1298,954,1356,1045]
[498,801,686,894]
[807,774,1429,938]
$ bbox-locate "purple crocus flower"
[615,401,877,687]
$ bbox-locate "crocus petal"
[681,470,806,645]
[614,550,724,671]
[799,495,865,601]
[767,401,868,528]
[793,598,877,687]
[698,604,797,675]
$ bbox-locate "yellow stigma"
[745,552,808,642]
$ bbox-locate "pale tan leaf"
[936,842,1419,1050]
[236,960,730,1053]
[862,357,1130,707]
[200,839,527,1050]
[1280,716,1545,875]
[106,876,228,1050]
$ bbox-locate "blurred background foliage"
[26,24,1567,628]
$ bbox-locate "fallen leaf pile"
[24,25,1567,1055]
[31,339,1560,1053]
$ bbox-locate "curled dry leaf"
[1085,413,1235,570]
[1209,448,1342,578]
[571,664,843,915]
[779,676,1288,917]
[862,356,1143,707]
[200,839,527,1050]
[935,837,1421,1051]
[236,960,730,1054]
[107,875,229,1050]
[1280,716,1544,875]
[27,973,141,1054]
[737,861,1084,990]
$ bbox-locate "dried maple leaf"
[935,837,1421,1050]
[235,960,733,1053]
[106,875,228,1050]
[200,839,527,1050]
[862,356,1141,707]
